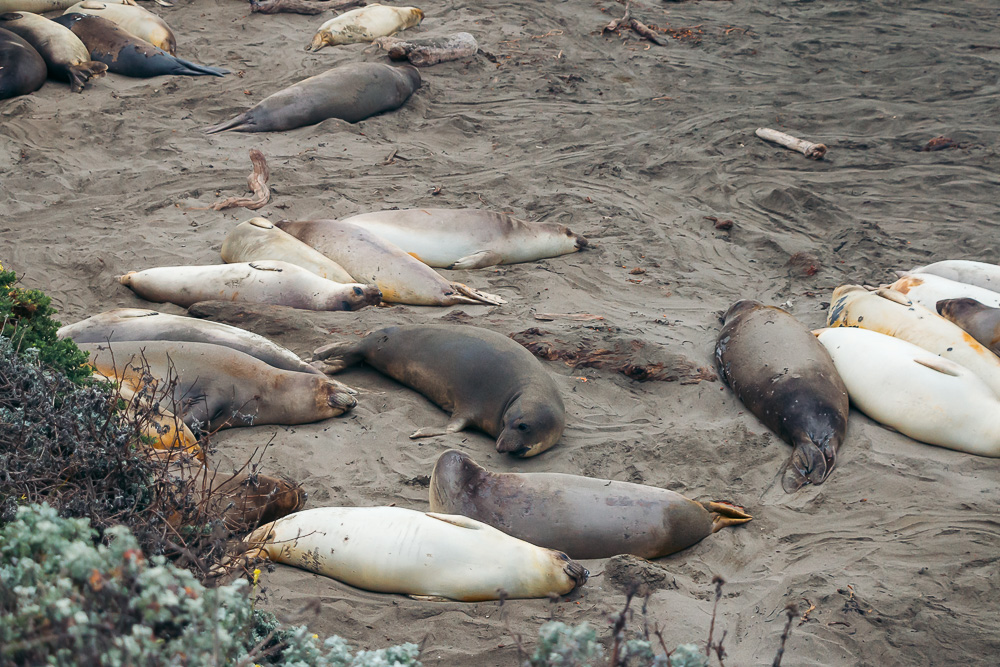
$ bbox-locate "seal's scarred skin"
[715,300,849,492]
[63,1,176,54]
[81,340,357,432]
[313,325,565,457]
[0,27,46,99]
[429,450,752,559]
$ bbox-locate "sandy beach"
[3,0,1000,663]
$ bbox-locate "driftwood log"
[210,149,271,211]
[755,127,828,159]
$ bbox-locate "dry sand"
[3,0,1000,664]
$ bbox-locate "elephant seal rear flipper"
[0,11,106,91]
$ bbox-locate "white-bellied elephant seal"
[81,340,356,432]
[715,300,849,492]
[54,13,225,77]
[0,11,106,91]
[64,1,175,54]
[59,308,326,377]
[276,219,504,306]
[118,261,381,312]
[337,208,589,269]
[221,218,355,284]
[307,4,422,51]
[313,324,565,456]
[827,285,1000,399]
[204,63,420,134]
[888,273,1000,311]
[907,260,1000,292]
[815,327,1000,457]
[0,26,45,99]
[245,506,588,601]
[429,450,752,559]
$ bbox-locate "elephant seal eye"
[517,423,528,431]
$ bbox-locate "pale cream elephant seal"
[337,208,589,269]
[907,260,1000,292]
[815,327,1000,457]
[220,218,355,284]
[81,340,356,432]
[276,219,504,306]
[888,273,1000,311]
[245,506,589,601]
[826,285,1000,399]
[429,450,752,560]
[307,4,423,52]
[118,261,381,312]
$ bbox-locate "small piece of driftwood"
[210,149,271,211]
[603,2,663,45]
[755,128,827,159]
[373,32,478,66]
[249,0,364,15]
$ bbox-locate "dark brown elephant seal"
[80,340,356,433]
[154,450,306,534]
[0,27,46,99]
[0,11,106,91]
[204,62,420,134]
[715,300,849,492]
[429,450,752,560]
[937,298,1000,356]
[313,324,565,457]
[53,13,226,77]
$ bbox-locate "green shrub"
[0,266,91,384]
[0,504,422,667]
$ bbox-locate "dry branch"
[210,149,271,211]
[249,0,364,14]
[603,2,664,45]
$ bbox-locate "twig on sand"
[603,2,664,45]
[249,0,363,15]
[772,603,799,667]
[209,149,271,211]
[755,127,828,159]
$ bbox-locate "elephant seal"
[313,324,565,456]
[155,451,306,534]
[715,300,849,492]
[827,285,1000,399]
[59,308,327,377]
[908,260,1000,292]
[307,4,422,51]
[277,219,504,306]
[374,31,477,67]
[0,0,131,13]
[118,261,381,312]
[337,208,589,269]
[429,450,752,560]
[815,327,1000,457]
[221,218,355,284]
[81,340,356,432]
[204,62,420,134]
[0,27,45,99]
[64,1,175,54]
[936,298,1000,356]
[0,11,106,91]
[53,13,226,77]
[100,372,204,460]
[245,506,588,601]
[888,273,1000,311]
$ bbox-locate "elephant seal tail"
[204,112,251,134]
[705,501,753,533]
[173,56,229,77]
[68,61,108,93]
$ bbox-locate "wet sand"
[3,0,1000,664]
